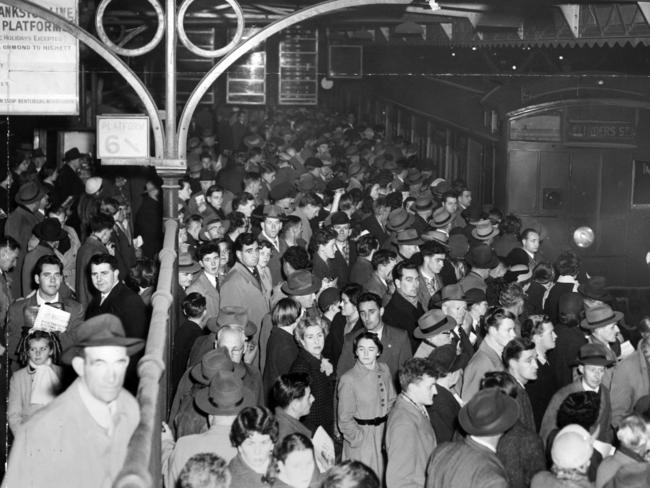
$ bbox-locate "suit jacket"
[312,253,336,282]
[186,272,221,320]
[134,195,163,259]
[427,438,509,488]
[7,293,85,368]
[349,256,373,286]
[86,281,148,394]
[461,340,504,402]
[386,394,437,488]
[5,205,42,298]
[112,224,137,281]
[75,236,108,308]
[337,324,412,384]
[383,291,424,353]
[3,379,139,488]
[610,345,650,427]
[330,241,357,287]
[257,233,287,287]
[506,247,536,268]
[220,261,269,333]
[364,272,391,306]
[417,271,442,311]
[427,385,462,444]
[263,326,299,402]
[540,379,612,448]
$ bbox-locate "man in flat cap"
[3,314,144,488]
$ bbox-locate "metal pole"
[165,0,177,159]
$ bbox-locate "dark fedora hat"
[465,288,487,306]
[458,387,520,436]
[471,220,500,241]
[33,218,66,242]
[63,147,83,162]
[15,181,46,205]
[256,204,284,220]
[466,245,499,269]
[441,284,466,303]
[431,208,452,228]
[190,347,234,385]
[281,270,322,296]
[194,369,245,416]
[396,228,423,246]
[386,208,415,232]
[414,309,456,339]
[270,181,297,201]
[580,303,623,330]
[61,314,144,364]
[578,276,612,302]
[573,342,615,367]
[330,211,351,226]
[32,148,45,158]
[414,194,434,212]
[428,343,467,373]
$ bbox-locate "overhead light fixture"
[428,0,441,11]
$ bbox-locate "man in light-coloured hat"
[256,204,287,286]
[4,314,144,488]
[582,303,625,389]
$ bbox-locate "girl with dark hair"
[337,332,395,484]
[266,433,318,488]
[8,329,63,434]
[228,406,279,488]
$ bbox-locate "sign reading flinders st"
[0,0,79,115]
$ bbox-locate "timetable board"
[226,28,266,105]
[278,27,318,105]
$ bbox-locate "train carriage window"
[631,160,650,208]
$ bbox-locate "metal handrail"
[114,218,178,488]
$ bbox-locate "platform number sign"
[97,115,150,161]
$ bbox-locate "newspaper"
[32,304,71,333]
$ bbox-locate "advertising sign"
[0,0,79,115]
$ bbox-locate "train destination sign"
[0,0,78,115]
[567,121,636,143]
[97,115,150,162]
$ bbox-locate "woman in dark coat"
[290,314,336,437]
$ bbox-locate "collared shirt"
[369,324,384,341]
[100,281,119,305]
[582,380,599,393]
[556,275,579,292]
[204,271,218,289]
[77,379,118,434]
[261,230,280,252]
[469,435,497,453]
[36,291,60,305]
[536,349,548,365]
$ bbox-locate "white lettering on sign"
[97,115,150,160]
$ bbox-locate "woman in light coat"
[337,331,396,482]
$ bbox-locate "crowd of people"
[1,106,650,488]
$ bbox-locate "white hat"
[85,177,103,195]
[551,424,594,470]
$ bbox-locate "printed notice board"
[278,27,318,105]
[0,0,79,115]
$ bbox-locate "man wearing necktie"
[330,211,356,287]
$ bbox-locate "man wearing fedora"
[337,292,412,383]
[583,303,625,389]
[395,228,422,263]
[438,284,475,363]
[412,309,456,359]
[459,244,499,294]
[426,344,466,444]
[165,369,245,488]
[3,314,143,488]
[4,181,47,298]
[20,217,71,296]
[412,193,435,236]
[469,219,500,247]
[540,343,614,448]
[426,387,518,488]
[417,241,446,308]
[385,358,438,488]
[7,254,84,372]
[255,204,288,287]
[53,147,85,210]
[383,260,425,353]
[329,212,357,287]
